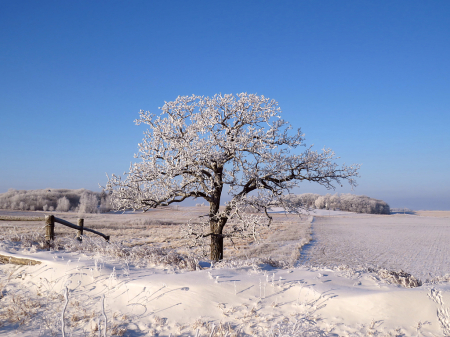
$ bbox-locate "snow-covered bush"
[287,193,390,214]
[99,192,113,213]
[376,269,422,288]
[56,197,70,212]
[314,196,326,209]
[78,192,99,214]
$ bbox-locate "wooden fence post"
[45,215,55,242]
[77,218,84,241]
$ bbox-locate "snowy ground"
[1,208,450,336]
[300,213,450,281]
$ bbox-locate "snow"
[300,214,450,280]
[1,210,450,336]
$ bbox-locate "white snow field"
[1,209,450,336]
[300,213,450,281]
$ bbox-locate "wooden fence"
[0,214,110,242]
[45,215,110,242]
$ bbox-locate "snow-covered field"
[300,213,450,281]
[1,208,450,336]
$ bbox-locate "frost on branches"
[105,93,360,261]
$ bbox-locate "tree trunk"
[210,233,223,261]
[209,191,225,261]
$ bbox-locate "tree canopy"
[106,93,360,260]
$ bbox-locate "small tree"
[78,192,99,214]
[56,196,71,212]
[106,93,360,261]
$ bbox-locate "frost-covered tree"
[56,196,71,212]
[99,191,113,213]
[78,192,99,214]
[105,93,360,260]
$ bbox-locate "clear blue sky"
[1,1,449,210]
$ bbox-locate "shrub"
[78,192,99,213]
[56,197,70,212]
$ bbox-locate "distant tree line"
[286,193,390,214]
[0,188,113,213]
[0,189,390,215]
[390,208,414,214]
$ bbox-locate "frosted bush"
[99,193,112,213]
[78,192,99,214]
[56,197,71,212]
[375,269,422,288]
[329,194,340,210]
[314,196,326,209]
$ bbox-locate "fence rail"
[45,215,110,242]
[0,214,110,242]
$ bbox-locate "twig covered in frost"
[267,316,328,337]
[209,323,216,337]
[259,279,262,299]
[61,286,69,337]
[102,294,108,337]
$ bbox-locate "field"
[300,213,450,281]
[0,207,312,262]
[1,208,450,336]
